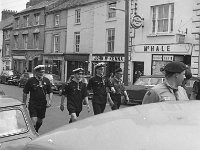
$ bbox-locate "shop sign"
[92,55,124,62]
[130,15,143,29]
[152,55,162,61]
[144,45,170,52]
[3,57,12,61]
[163,55,174,61]
[135,44,192,54]
[46,56,63,60]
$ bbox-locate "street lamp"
[110,0,129,86]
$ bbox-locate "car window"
[134,78,149,85]
[151,78,163,85]
[0,109,28,137]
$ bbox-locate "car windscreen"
[0,109,28,137]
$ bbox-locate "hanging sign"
[130,15,143,29]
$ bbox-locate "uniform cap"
[34,65,45,72]
[95,62,105,70]
[163,61,186,73]
[72,68,84,74]
[115,68,122,73]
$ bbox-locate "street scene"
[1,0,200,149]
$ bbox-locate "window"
[75,9,81,23]
[24,15,29,27]
[34,13,40,25]
[23,34,28,49]
[107,28,115,52]
[15,18,19,28]
[151,3,174,33]
[53,35,60,52]
[5,30,10,39]
[14,35,19,49]
[5,44,9,55]
[108,2,116,18]
[74,32,80,52]
[54,14,59,26]
[33,33,39,49]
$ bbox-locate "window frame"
[23,34,28,49]
[5,44,10,56]
[151,3,174,34]
[54,14,60,26]
[53,34,60,53]
[106,28,115,53]
[74,32,80,52]
[23,15,29,27]
[14,35,19,49]
[34,13,40,25]
[33,33,39,49]
[75,9,81,24]
[15,18,19,29]
[107,2,116,19]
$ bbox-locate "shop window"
[151,3,174,33]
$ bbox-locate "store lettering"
[93,56,124,62]
[144,45,170,52]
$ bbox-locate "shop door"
[133,61,144,84]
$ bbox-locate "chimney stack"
[1,9,17,21]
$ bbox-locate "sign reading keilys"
[130,15,143,29]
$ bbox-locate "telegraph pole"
[123,0,129,86]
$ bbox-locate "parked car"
[18,72,34,87]
[0,70,14,84]
[24,100,200,150]
[0,95,38,150]
[7,73,21,86]
[124,75,198,105]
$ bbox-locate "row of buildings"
[1,0,200,84]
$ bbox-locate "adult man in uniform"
[142,61,189,104]
[60,68,90,123]
[87,62,115,115]
[23,65,53,132]
[109,68,129,110]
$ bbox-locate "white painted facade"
[131,0,198,78]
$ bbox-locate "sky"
[1,0,28,15]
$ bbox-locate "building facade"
[131,0,197,82]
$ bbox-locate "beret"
[115,68,122,73]
[164,61,186,73]
[72,68,84,74]
[34,65,45,72]
[95,62,105,70]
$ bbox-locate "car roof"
[26,100,200,150]
[0,95,23,108]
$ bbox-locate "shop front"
[42,54,64,81]
[64,54,89,80]
[91,54,124,77]
[133,43,193,76]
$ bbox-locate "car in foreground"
[0,70,14,84]
[124,75,199,105]
[18,72,34,87]
[7,73,21,86]
[0,95,38,150]
[24,100,200,150]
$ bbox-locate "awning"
[33,28,40,33]
[13,55,26,60]
[22,30,28,34]
[64,54,89,61]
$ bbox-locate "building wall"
[131,0,196,76]
[66,5,94,54]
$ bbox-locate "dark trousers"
[110,94,121,110]
[92,102,106,115]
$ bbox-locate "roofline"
[46,0,106,14]
[14,7,45,16]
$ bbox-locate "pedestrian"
[87,62,115,115]
[190,73,200,100]
[60,68,90,123]
[182,68,192,97]
[23,65,53,132]
[142,61,189,104]
[109,68,129,110]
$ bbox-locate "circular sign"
[130,15,143,29]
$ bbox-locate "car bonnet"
[25,101,200,150]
